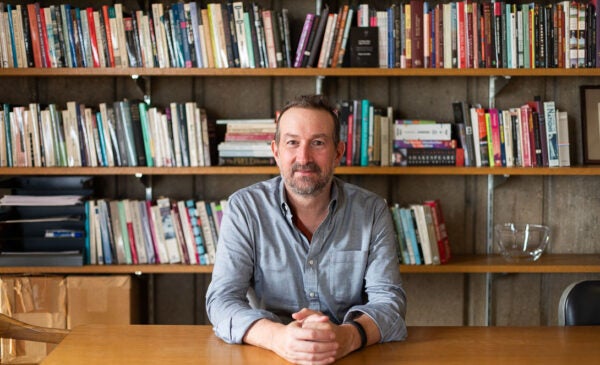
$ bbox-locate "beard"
[284,162,332,196]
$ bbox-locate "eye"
[312,140,325,146]
[286,139,299,146]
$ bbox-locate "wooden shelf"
[1,254,599,275]
[2,166,600,176]
[2,67,600,77]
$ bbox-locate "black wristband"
[346,319,367,350]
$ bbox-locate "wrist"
[345,319,367,351]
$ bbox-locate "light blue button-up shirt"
[206,176,407,344]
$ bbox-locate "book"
[423,199,451,264]
[399,207,421,265]
[543,100,560,167]
[452,101,475,167]
[410,204,439,265]
[556,110,570,167]
[390,204,411,265]
[294,12,315,67]
[393,147,464,166]
[156,197,181,264]
[348,26,379,67]
[196,200,216,264]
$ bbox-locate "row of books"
[453,99,571,167]
[86,198,226,266]
[0,2,295,69]
[4,1,596,70]
[390,199,451,265]
[0,100,214,168]
[352,1,597,69]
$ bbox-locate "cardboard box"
[66,275,139,329]
[0,276,67,364]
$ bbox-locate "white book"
[114,3,129,67]
[185,102,198,167]
[544,101,559,167]
[150,204,169,264]
[317,13,336,68]
[394,123,453,140]
[469,106,481,167]
[376,11,388,68]
[156,197,182,264]
[557,110,570,167]
[502,110,514,167]
[410,204,435,265]
[170,103,183,167]
[84,108,98,167]
[232,2,250,68]
[151,3,168,68]
[196,201,217,264]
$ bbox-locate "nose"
[296,142,311,164]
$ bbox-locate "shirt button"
[308,260,314,265]
[309,292,315,298]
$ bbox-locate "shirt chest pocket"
[329,251,368,303]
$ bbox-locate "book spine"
[294,13,315,67]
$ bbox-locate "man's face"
[272,107,344,196]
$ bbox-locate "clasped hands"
[270,308,360,365]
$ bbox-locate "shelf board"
[2,68,600,77]
[2,166,600,176]
[1,254,598,275]
[401,254,600,273]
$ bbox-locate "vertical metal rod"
[484,75,496,327]
[485,175,495,326]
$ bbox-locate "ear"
[271,140,279,159]
[335,141,345,165]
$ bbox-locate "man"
[206,95,407,364]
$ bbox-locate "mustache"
[291,163,321,173]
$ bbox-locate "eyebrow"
[282,133,330,139]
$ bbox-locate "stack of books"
[392,120,463,166]
[217,118,275,166]
[87,197,226,266]
[390,199,451,265]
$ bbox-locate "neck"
[285,182,332,241]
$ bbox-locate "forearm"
[242,318,285,350]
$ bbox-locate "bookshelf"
[1,0,599,328]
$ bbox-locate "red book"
[410,0,424,67]
[86,8,100,67]
[102,5,115,67]
[457,1,466,68]
[26,4,43,67]
[38,7,52,67]
[125,221,138,264]
[423,199,451,264]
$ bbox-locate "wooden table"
[41,325,600,365]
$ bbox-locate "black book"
[348,27,379,67]
[246,2,261,68]
[0,251,83,266]
[306,6,329,67]
[392,148,464,166]
[129,102,148,167]
[221,3,237,68]
[452,101,475,167]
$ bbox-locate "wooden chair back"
[0,313,69,344]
